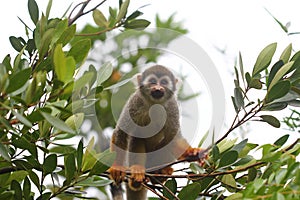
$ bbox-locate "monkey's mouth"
[151,90,164,99]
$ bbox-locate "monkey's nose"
[151,87,165,99]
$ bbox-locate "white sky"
[1,0,299,145]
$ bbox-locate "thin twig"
[68,0,108,26]
[215,103,262,145]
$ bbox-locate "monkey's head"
[137,65,177,103]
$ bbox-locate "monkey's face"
[140,74,175,103]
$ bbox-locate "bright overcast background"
[1,0,300,145]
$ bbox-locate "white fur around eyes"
[142,75,174,90]
[159,75,173,89]
[142,74,158,85]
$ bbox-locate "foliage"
[0,0,299,200]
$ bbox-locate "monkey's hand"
[128,165,145,191]
[180,147,208,164]
[108,165,127,185]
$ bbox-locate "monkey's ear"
[131,73,142,87]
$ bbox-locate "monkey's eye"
[160,79,169,85]
[148,78,157,85]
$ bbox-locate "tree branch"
[68,0,108,26]
[145,161,265,180]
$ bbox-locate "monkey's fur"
[109,65,203,200]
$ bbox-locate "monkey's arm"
[109,128,128,184]
[172,134,206,161]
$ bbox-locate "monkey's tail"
[110,184,124,200]
[126,184,147,200]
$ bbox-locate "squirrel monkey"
[109,65,204,200]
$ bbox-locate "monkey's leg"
[109,129,128,184]
[127,137,146,191]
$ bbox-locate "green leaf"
[36,192,51,200]
[212,145,220,162]
[267,60,284,88]
[259,115,280,128]
[53,44,75,84]
[217,139,237,154]
[57,24,76,46]
[262,102,288,111]
[0,143,10,161]
[40,111,75,134]
[12,111,32,127]
[11,180,22,200]
[77,139,83,171]
[6,68,31,93]
[76,176,113,187]
[38,28,55,59]
[12,136,37,158]
[28,0,39,24]
[124,19,151,30]
[280,43,292,63]
[13,160,33,170]
[97,62,113,85]
[226,193,243,200]
[64,113,84,132]
[268,61,294,90]
[233,155,254,166]
[266,80,290,103]
[222,174,236,191]
[231,96,238,113]
[43,154,57,175]
[232,139,248,154]
[190,163,205,174]
[116,0,130,22]
[177,182,201,200]
[45,0,52,19]
[50,19,68,46]
[274,134,289,146]
[253,178,265,193]
[234,87,244,109]
[239,52,245,85]
[239,143,258,157]
[127,10,143,21]
[249,78,262,89]
[23,176,31,199]
[28,170,40,189]
[218,150,238,168]
[248,167,257,182]
[245,72,251,86]
[93,9,108,28]
[89,150,116,176]
[163,179,177,199]
[68,39,91,67]
[289,50,300,75]
[265,9,288,33]
[65,153,76,184]
[252,43,277,77]
[9,36,24,52]
[288,100,300,107]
